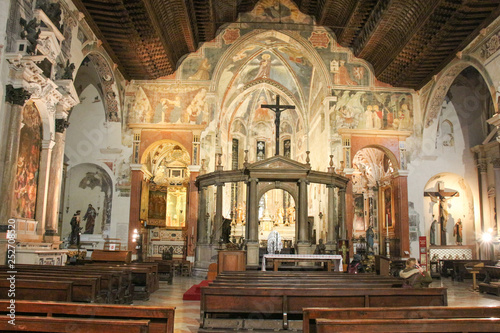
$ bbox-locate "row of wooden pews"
[0,300,175,333]
[1,262,159,303]
[303,306,500,332]
[200,271,448,331]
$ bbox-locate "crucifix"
[424,182,459,245]
[262,95,295,156]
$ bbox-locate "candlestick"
[386,213,389,238]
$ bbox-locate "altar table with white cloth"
[261,254,343,271]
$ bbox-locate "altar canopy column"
[0,86,30,229]
[214,182,224,242]
[327,185,337,247]
[246,178,259,267]
[35,139,55,236]
[338,188,346,239]
[297,179,309,244]
[197,186,208,244]
[45,124,67,238]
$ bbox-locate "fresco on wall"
[331,89,413,131]
[13,102,42,219]
[329,53,369,86]
[130,85,210,125]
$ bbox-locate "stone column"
[478,160,490,234]
[197,186,208,244]
[493,159,500,235]
[214,182,224,242]
[326,185,337,248]
[45,120,68,239]
[35,139,55,236]
[246,178,259,268]
[0,86,30,231]
[297,179,310,254]
[338,188,346,240]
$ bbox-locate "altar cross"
[424,182,459,245]
[262,95,295,156]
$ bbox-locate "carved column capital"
[5,85,31,106]
[477,159,488,173]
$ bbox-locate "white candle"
[191,226,194,236]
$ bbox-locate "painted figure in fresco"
[453,219,463,245]
[83,204,97,234]
[254,96,272,122]
[160,96,181,123]
[430,218,437,245]
[188,58,211,80]
[336,60,358,86]
[254,53,272,79]
[366,225,375,252]
[185,89,208,124]
[364,105,374,129]
[372,105,383,129]
[69,210,81,246]
[398,103,412,130]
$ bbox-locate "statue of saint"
[366,225,374,252]
[453,219,463,245]
[314,239,326,254]
[69,210,81,247]
[430,219,437,245]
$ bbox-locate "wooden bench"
[315,317,500,332]
[0,272,102,303]
[0,280,72,302]
[10,264,129,304]
[0,316,150,332]
[479,265,500,296]
[0,300,175,333]
[201,286,447,330]
[91,249,132,263]
[303,306,500,333]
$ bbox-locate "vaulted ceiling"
[73,0,500,89]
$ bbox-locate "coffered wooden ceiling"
[73,0,500,89]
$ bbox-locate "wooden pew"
[10,265,127,304]
[201,286,448,330]
[91,249,132,263]
[303,306,500,333]
[0,300,175,333]
[0,280,72,302]
[0,272,102,303]
[315,318,500,332]
[13,264,133,304]
[0,316,150,333]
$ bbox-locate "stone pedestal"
[246,241,259,268]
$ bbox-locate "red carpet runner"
[182,280,211,300]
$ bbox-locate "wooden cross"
[424,183,459,245]
[262,95,295,156]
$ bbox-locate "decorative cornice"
[5,85,31,106]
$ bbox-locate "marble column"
[338,188,346,239]
[246,178,259,267]
[45,125,68,238]
[35,139,55,236]
[326,185,337,247]
[214,182,224,242]
[0,86,30,231]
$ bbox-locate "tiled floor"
[135,274,500,333]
